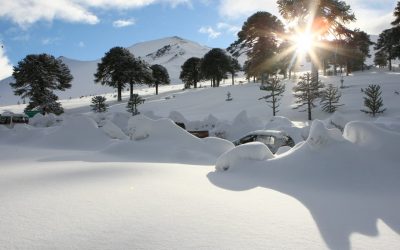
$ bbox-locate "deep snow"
[1,69,400,249]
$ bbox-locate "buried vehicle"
[233,130,295,154]
[0,112,29,128]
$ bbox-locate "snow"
[216,142,274,171]
[1,67,400,249]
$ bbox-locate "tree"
[126,94,144,116]
[361,84,386,117]
[278,0,356,81]
[127,57,153,99]
[320,84,343,113]
[374,50,388,68]
[10,53,72,115]
[95,47,133,102]
[374,27,400,71]
[392,1,400,26]
[150,64,170,95]
[180,57,202,89]
[91,96,108,113]
[259,75,285,116]
[293,72,324,120]
[229,57,241,85]
[228,12,284,83]
[201,48,231,87]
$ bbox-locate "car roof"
[245,130,289,138]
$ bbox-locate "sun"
[293,32,314,54]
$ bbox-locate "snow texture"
[215,142,274,171]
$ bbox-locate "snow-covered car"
[233,130,295,154]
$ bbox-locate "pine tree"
[10,53,72,115]
[150,64,170,95]
[91,96,108,113]
[126,94,144,116]
[320,84,343,113]
[180,57,202,89]
[259,76,285,116]
[293,72,324,120]
[201,48,232,87]
[228,12,284,83]
[361,84,386,117]
[392,1,400,26]
[226,91,233,101]
[95,47,133,102]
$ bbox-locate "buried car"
[233,130,295,154]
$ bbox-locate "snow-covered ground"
[1,69,399,249]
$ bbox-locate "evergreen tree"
[320,84,343,113]
[126,94,144,116]
[392,1,400,26]
[228,12,284,83]
[201,48,231,87]
[259,75,285,116]
[180,57,202,89]
[293,72,324,120]
[10,53,72,115]
[91,96,108,113]
[95,47,133,102]
[361,84,386,117]
[228,57,241,85]
[150,64,170,95]
[374,50,388,68]
[374,27,400,71]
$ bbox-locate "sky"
[0,0,398,80]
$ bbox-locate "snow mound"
[306,120,344,149]
[202,137,235,156]
[215,142,274,171]
[41,115,111,150]
[29,113,61,127]
[102,120,128,140]
[275,146,292,155]
[344,121,400,156]
[265,116,306,143]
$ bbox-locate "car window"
[240,135,256,144]
[257,135,275,145]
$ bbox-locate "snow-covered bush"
[101,120,128,140]
[305,120,344,149]
[29,113,61,127]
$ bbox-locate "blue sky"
[0,0,397,80]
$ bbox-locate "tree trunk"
[118,84,122,102]
[311,62,318,83]
[194,81,197,88]
[232,73,234,85]
[346,61,350,76]
[323,60,327,76]
[129,83,134,99]
[389,59,392,71]
[253,76,256,83]
[307,101,312,121]
[155,83,159,95]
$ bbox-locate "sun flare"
[294,32,314,54]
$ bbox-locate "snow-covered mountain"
[0,36,211,106]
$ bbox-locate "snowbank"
[101,120,128,140]
[306,120,344,149]
[344,121,400,156]
[265,116,306,143]
[215,142,274,171]
[275,146,292,155]
[29,113,61,127]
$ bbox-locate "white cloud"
[0,45,13,80]
[199,26,221,39]
[113,18,136,28]
[217,22,240,34]
[78,41,85,47]
[0,0,191,28]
